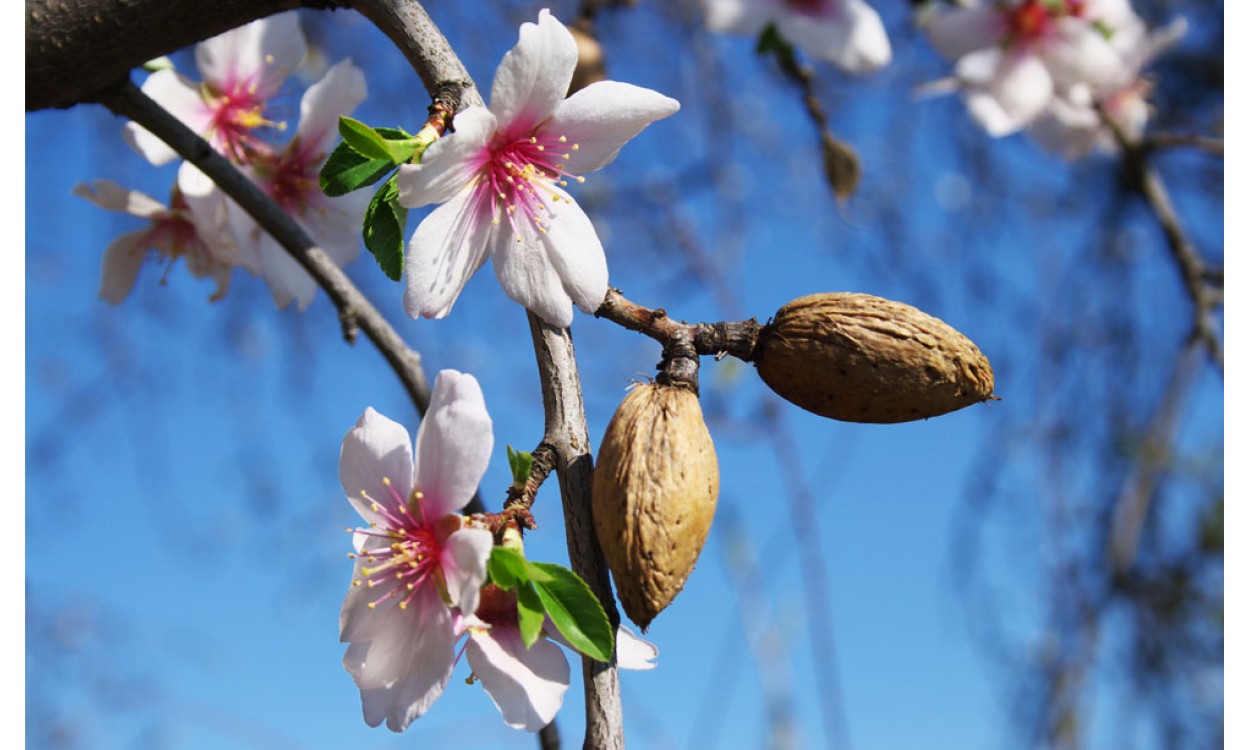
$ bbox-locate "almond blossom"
[124,11,306,165]
[463,585,658,731]
[73,172,239,303]
[703,0,892,74]
[924,0,1144,136]
[397,9,680,328]
[223,59,370,310]
[339,371,495,733]
[1028,17,1187,158]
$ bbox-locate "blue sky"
[23,2,1229,748]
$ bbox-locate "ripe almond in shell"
[755,293,995,423]
[592,383,719,631]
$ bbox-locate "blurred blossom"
[922,0,1145,136]
[703,0,892,73]
[73,178,238,303]
[123,11,307,165]
[397,9,680,327]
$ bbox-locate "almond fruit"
[754,292,994,423]
[592,383,719,630]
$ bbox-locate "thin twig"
[595,288,762,362]
[1099,105,1223,371]
[1143,132,1224,155]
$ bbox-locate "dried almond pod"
[754,292,995,423]
[593,383,719,630]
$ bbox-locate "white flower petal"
[441,527,493,615]
[1045,17,1130,93]
[536,186,609,314]
[98,230,151,304]
[702,0,774,36]
[925,6,1005,61]
[614,625,659,671]
[196,11,306,100]
[957,48,1053,136]
[123,70,211,166]
[73,180,168,219]
[397,107,496,209]
[340,407,415,525]
[413,370,494,517]
[467,627,570,732]
[491,218,575,328]
[257,231,316,310]
[178,163,252,271]
[298,59,368,157]
[548,81,680,175]
[778,0,892,74]
[344,586,456,732]
[489,9,579,138]
[403,187,494,320]
[339,559,392,643]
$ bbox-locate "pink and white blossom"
[73,176,239,303]
[397,9,680,328]
[463,586,658,731]
[223,59,370,310]
[703,0,892,74]
[1028,17,1187,158]
[123,11,307,165]
[338,371,495,733]
[924,0,1145,136]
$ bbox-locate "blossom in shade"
[924,0,1144,136]
[463,585,659,731]
[338,371,495,733]
[703,0,892,74]
[223,59,370,310]
[123,11,306,165]
[397,9,680,328]
[73,174,239,303]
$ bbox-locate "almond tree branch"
[1099,105,1223,371]
[528,313,625,750]
[96,80,438,421]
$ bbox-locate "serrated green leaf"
[527,561,614,662]
[339,116,393,161]
[488,546,530,589]
[516,582,546,649]
[319,141,394,197]
[362,174,408,281]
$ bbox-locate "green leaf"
[516,582,546,649]
[527,561,614,662]
[488,546,530,589]
[339,116,394,161]
[362,174,408,281]
[374,126,423,164]
[319,140,394,197]
[506,446,534,486]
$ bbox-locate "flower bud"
[592,383,719,630]
[754,293,994,423]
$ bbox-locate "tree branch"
[527,313,624,750]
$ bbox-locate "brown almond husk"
[592,383,720,631]
[755,293,995,423]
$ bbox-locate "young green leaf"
[488,546,530,589]
[516,581,546,649]
[362,174,408,281]
[527,561,614,662]
[319,140,393,197]
[506,446,534,487]
[339,116,393,161]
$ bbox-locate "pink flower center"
[783,0,837,18]
[478,130,584,238]
[256,141,321,215]
[350,478,455,611]
[203,78,285,163]
[1006,0,1086,42]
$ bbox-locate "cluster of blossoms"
[339,370,656,732]
[79,12,369,309]
[702,0,892,74]
[923,0,1184,156]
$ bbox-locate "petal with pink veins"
[413,370,494,517]
[196,11,306,99]
[489,9,579,137]
[404,187,495,319]
[397,107,497,209]
[467,626,571,732]
[123,70,213,166]
[340,407,415,525]
[441,527,493,615]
